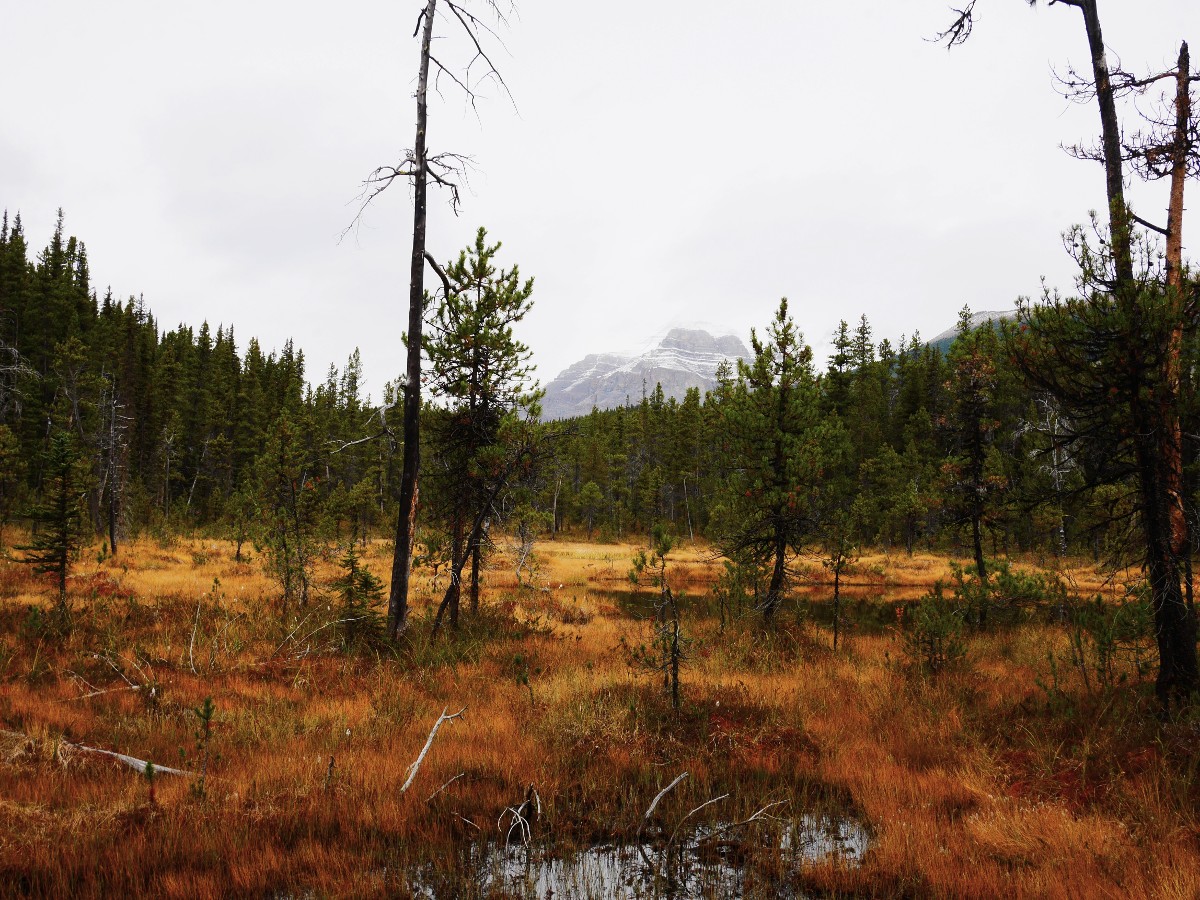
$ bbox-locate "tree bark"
[1136,434,1198,707]
[107,490,118,558]
[1162,42,1191,570]
[1075,0,1133,287]
[448,511,463,630]
[469,535,481,615]
[388,0,438,639]
[765,526,787,622]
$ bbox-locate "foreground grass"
[0,536,1197,898]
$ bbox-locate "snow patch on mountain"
[927,310,1015,348]
[540,328,750,420]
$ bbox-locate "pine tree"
[425,227,538,626]
[940,307,1013,594]
[332,545,385,651]
[714,298,846,622]
[20,431,85,607]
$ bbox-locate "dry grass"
[0,534,1196,898]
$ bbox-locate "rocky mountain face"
[540,328,750,420]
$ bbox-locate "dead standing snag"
[345,0,515,639]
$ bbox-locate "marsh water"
[396,587,881,898]
[409,814,869,899]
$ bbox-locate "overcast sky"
[3,1,1196,398]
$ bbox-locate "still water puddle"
[410,814,868,899]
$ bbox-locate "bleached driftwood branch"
[499,783,542,849]
[400,706,465,793]
[65,741,191,777]
[2,729,189,778]
[637,771,688,843]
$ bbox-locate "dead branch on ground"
[400,706,466,793]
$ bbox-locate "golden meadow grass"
[0,535,1197,898]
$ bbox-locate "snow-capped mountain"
[927,310,1016,352]
[540,328,750,420]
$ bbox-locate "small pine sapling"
[190,696,216,800]
[143,760,157,806]
[821,509,859,651]
[18,431,85,622]
[626,525,686,710]
[332,545,386,651]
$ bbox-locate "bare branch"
[445,1,517,111]
[268,611,315,660]
[424,251,453,300]
[425,772,465,802]
[498,784,541,850]
[930,2,978,48]
[1131,212,1169,236]
[667,792,731,848]
[696,799,791,845]
[59,670,143,703]
[638,771,688,843]
[429,54,475,100]
[329,430,393,454]
[400,706,466,793]
[339,163,417,242]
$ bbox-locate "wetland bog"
[0,536,1195,899]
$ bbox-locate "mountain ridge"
[540,327,750,420]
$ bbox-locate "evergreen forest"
[8,210,1181,571]
[4,1,1200,896]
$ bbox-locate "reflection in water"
[412,814,868,899]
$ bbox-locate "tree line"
[5,208,1193,570]
[6,202,1200,696]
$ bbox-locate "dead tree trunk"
[388,0,438,640]
[1162,42,1192,570]
[1154,41,1198,702]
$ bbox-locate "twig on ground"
[426,772,465,803]
[59,683,141,702]
[189,595,202,674]
[269,612,315,660]
[667,792,731,849]
[94,652,157,702]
